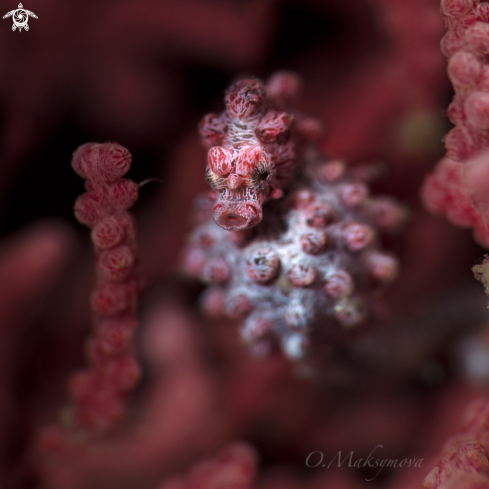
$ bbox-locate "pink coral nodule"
[72,142,132,182]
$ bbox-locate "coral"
[423,441,489,488]
[439,0,489,162]
[0,0,277,197]
[414,3,489,487]
[183,74,407,361]
[34,143,143,488]
[423,399,489,489]
[3,2,489,489]
[421,157,489,246]
[61,142,141,432]
[422,0,489,245]
[158,442,258,489]
[0,222,74,483]
[464,149,489,228]
[316,0,444,161]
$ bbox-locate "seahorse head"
[206,145,274,230]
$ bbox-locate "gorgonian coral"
[1,2,477,488]
[36,143,143,487]
[423,399,489,489]
[183,73,407,360]
[419,2,489,487]
[69,142,141,431]
[422,0,489,242]
[439,0,489,162]
[47,143,141,434]
[421,157,489,246]
[158,442,258,489]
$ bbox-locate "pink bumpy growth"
[184,158,406,360]
[69,142,141,431]
[440,0,489,161]
[423,399,489,488]
[421,157,489,246]
[184,74,408,361]
[199,74,320,231]
[422,0,489,245]
[159,442,258,489]
[185,71,408,362]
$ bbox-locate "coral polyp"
[185,75,407,360]
[185,163,405,359]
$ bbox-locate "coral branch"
[421,157,489,246]
[422,0,489,245]
[0,222,74,483]
[440,0,489,161]
[36,143,142,487]
[159,442,258,489]
[67,142,141,432]
[423,399,489,489]
[66,142,141,431]
[184,73,407,361]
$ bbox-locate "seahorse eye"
[206,167,224,189]
[251,165,272,188]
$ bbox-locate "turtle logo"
[3,3,37,31]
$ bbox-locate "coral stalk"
[184,73,407,361]
[67,142,141,431]
[422,0,489,243]
[158,442,258,489]
[423,399,489,488]
[440,0,489,162]
[421,157,489,246]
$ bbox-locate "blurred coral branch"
[1,1,488,489]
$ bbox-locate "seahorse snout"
[213,200,262,231]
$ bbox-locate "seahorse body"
[199,78,297,230]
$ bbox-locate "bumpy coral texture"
[0,1,475,488]
[67,142,141,431]
[440,0,489,161]
[159,442,258,489]
[423,400,489,488]
[422,0,489,244]
[184,74,407,361]
[421,157,489,246]
[419,2,489,487]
